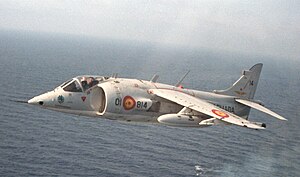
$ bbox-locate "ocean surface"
[0,31,299,176]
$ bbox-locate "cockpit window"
[59,79,72,88]
[80,77,99,91]
[63,80,82,92]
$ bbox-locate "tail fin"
[214,63,263,99]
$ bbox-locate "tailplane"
[214,63,263,99]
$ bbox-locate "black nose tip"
[38,101,44,105]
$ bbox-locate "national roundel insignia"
[123,96,136,110]
[58,95,64,104]
[212,109,229,119]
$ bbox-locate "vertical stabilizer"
[214,63,263,99]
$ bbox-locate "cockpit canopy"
[59,76,108,92]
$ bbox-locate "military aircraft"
[28,63,286,129]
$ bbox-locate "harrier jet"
[28,63,286,129]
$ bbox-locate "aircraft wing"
[235,99,287,121]
[151,89,265,129]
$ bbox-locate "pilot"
[86,77,97,88]
[86,77,93,87]
[81,77,89,90]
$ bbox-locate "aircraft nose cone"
[27,98,35,104]
[27,98,44,105]
[28,91,54,106]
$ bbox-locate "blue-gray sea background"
[0,30,299,176]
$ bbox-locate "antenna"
[150,74,159,83]
[175,70,190,87]
[111,73,118,78]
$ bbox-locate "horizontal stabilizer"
[235,99,287,121]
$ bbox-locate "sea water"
[0,31,299,176]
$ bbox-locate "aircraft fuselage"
[28,76,249,124]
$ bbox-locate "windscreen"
[63,80,82,92]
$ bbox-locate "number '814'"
[137,101,147,109]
